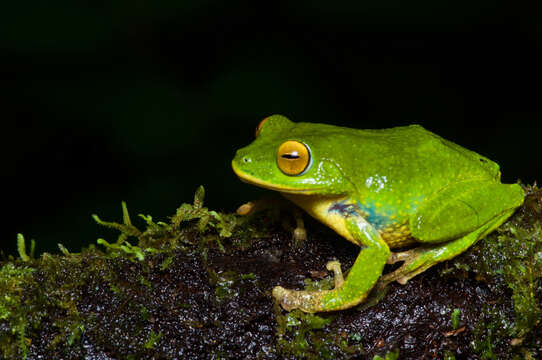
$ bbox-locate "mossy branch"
[2,185,542,359]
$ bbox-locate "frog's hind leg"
[381,181,524,287]
[380,209,514,287]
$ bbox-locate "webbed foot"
[381,247,435,286]
[272,261,345,313]
[380,223,492,287]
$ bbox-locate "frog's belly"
[283,194,416,249]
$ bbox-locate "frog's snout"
[231,151,251,178]
[232,148,253,169]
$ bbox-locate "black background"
[2,1,541,256]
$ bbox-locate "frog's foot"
[381,228,487,287]
[272,286,329,312]
[236,195,285,215]
[386,249,423,265]
[236,201,256,215]
[380,247,436,286]
[236,197,307,244]
[272,261,346,313]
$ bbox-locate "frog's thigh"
[383,181,523,286]
[273,216,390,313]
[410,181,523,243]
[382,209,514,286]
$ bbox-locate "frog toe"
[386,249,422,264]
[236,201,256,215]
[381,261,433,286]
[273,262,351,312]
[381,248,423,283]
[292,227,307,244]
[325,260,345,288]
[272,286,295,311]
[272,286,325,313]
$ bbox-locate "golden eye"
[255,117,270,138]
[277,141,311,176]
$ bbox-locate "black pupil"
[282,151,299,159]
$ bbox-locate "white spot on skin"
[365,175,388,192]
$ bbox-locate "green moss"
[451,308,461,330]
[97,238,147,261]
[275,308,367,359]
[0,186,254,358]
[206,268,257,301]
[93,186,241,260]
[372,349,399,360]
[93,201,142,240]
[442,349,456,360]
[140,305,149,321]
[2,240,118,359]
[170,186,237,241]
[276,309,336,359]
[138,275,152,288]
[57,243,73,256]
[211,270,237,300]
[448,184,542,356]
[16,234,35,262]
[471,309,500,360]
[93,201,148,261]
[158,255,174,270]
[0,263,35,359]
[143,330,162,349]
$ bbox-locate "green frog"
[232,115,524,313]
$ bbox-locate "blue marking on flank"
[358,201,396,230]
[328,198,419,231]
[328,200,359,217]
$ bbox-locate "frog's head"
[232,115,355,196]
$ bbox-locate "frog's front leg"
[237,196,307,244]
[272,216,390,313]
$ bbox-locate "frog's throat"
[233,167,326,194]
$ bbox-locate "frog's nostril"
[243,157,250,163]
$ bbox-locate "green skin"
[232,115,524,313]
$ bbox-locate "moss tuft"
[276,309,337,359]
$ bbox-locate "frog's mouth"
[232,162,323,194]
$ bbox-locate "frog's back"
[404,125,500,178]
[331,124,501,182]
[292,122,500,184]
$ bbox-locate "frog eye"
[277,140,311,176]
[255,116,270,138]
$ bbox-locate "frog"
[231,115,524,313]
